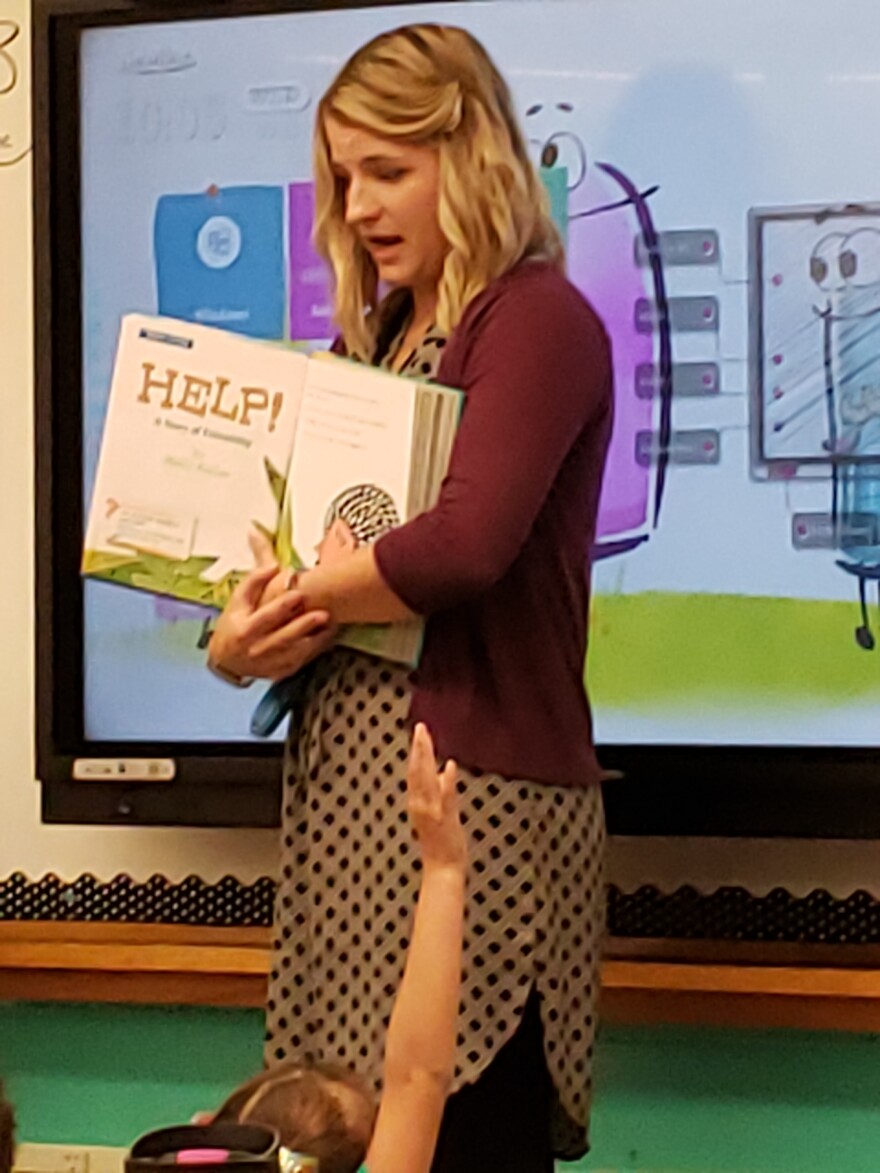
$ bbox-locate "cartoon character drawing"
[317,483,401,566]
[526,102,673,560]
[810,226,880,649]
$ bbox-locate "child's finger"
[407,722,435,799]
[413,721,434,759]
[439,757,457,792]
[439,758,459,813]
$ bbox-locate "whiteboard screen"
[79,0,880,749]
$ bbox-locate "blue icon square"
[154,185,285,339]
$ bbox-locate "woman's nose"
[345,177,379,225]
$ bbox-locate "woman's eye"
[377,168,406,182]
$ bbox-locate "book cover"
[82,314,307,608]
[84,315,460,667]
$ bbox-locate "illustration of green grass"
[83,548,244,609]
[587,591,880,708]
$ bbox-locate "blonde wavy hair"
[313,24,563,360]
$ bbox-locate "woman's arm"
[213,274,610,651]
[374,274,612,614]
[300,274,611,621]
[207,533,406,681]
[364,724,466,1173]
[296,546,416,625]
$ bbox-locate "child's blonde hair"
[213,1062,375,1173]
[313,23,563,360]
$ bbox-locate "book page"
[409,384,463,518]
[286,359,416,571]
[83,314,308,606]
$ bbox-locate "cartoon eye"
[839,249,857,280]
[527,136,545,167]
[809,232,848,292]
[809,256,828,285]
[842,228,880,288]
[539,131,587,191]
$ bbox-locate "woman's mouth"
[366,234,404,256]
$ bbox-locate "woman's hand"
[208,535,336,681]
[246,528,296,609]
[246,508,414,627]
[405,723,467,873]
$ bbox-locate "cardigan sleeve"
[374,273,611,615]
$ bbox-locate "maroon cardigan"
[372,260,613,788]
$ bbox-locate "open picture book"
[82,314,462,665]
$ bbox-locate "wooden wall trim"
[3,923,880,1028]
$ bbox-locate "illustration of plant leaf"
[264,457,287,510]
[251,519,276,547]
[274,486,306,570]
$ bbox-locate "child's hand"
[406,723,467,872]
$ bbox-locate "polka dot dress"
[265,323,606,1159]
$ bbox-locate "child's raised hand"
[405,723,467,872]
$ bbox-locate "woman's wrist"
[206,629,254,687]
[293,566,320,610]
[206,652,255,688]
[298,548,415,625]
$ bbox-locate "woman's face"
[325,116,447,300]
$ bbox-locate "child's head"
[213,1063,376,1173]
[0,1081,15,1173]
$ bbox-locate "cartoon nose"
[541,141,558,168]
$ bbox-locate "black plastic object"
[126,1124,281,1173]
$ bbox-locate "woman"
[210,23,612,1172]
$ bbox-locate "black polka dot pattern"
[265,647,605,1159]
[383,321,448,380]
[0,872,874,947]
[0,872,274,924]
[608,885,880,944]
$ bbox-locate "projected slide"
[79,0,880,746]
